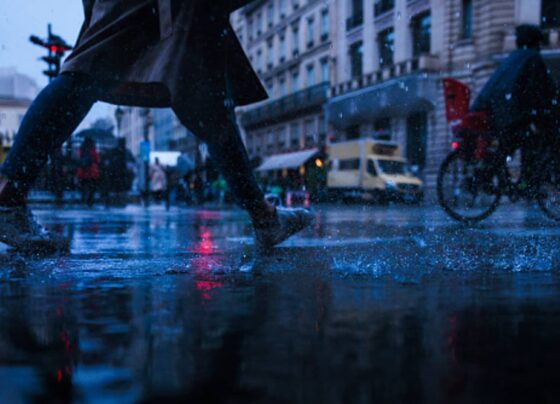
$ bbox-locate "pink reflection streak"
[191,225,223,300]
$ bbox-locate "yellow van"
[327,139,423,203]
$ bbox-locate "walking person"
[149,158,167,204]
[76,137,101,207]
[0,0,313,253]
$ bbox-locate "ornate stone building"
[232,0,334,160]
[235,0,560,198]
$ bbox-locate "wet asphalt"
[0,203,559,403]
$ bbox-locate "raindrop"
[505,93,512,101]
[396,12,401,21]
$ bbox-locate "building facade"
[119,106,199,170]
[119,107,155,158]
[235,0,560,199]
[232,0,334,160]
[0,68,38,151]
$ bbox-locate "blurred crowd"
[41,137,241,209]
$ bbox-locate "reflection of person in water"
[0,0,313,254]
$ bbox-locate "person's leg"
[0,72,110,206]
[172,48,313,249]
[174,103,275,225]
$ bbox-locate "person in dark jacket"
[77,137,101,207]
[0,0,313,253]
[100,138,135,206]
[471,24,559,193]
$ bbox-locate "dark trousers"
[1,72,264,210]
[80,178,98,207]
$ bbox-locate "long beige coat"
[62,0,267,108]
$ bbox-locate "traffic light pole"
[30,24,73,204]
[30,24,72,82]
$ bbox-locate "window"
[279,76,286,97]
[256,12,263,36]
[279,0,287,18]
[305,119,316,147]
[374,117,391,140]
[321,9,329,41]
[292,24,300,56]
[320,58,329,83]
[462,0,472,39]
[374,0,395,17]
[346,0,364,30]
[378,28,394,67]
[339,159,360,170]
[318,117,327,144]
[367,160,378,176]
[279,34,286,63]
[267,3,274,27]
[346,124,360,139]
[248,18,254,41]
[265,79,274,95]
[277,127,287,150]
[266,131,275,152]
[542,0,560,29]
[306,64,315,87]
[291,69,300,92]
[267,38,274,68]
[412,12,431,57]
[349,41,363,78]
[290,122,301,149]
[307,17,315,48]
[255,49,262,72]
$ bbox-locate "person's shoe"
[254,207,315,252]
[0,206,70,254]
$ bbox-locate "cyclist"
[471,24,559,196]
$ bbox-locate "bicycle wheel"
[537,158,560,221]
[437,150,503,224]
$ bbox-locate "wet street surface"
[0,203,559,403]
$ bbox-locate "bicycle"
[436,78,560,224]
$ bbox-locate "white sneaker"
[0,206,70,254]
[254,207,315,252]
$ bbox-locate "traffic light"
[41,55,60,80]
[29,24,73,82]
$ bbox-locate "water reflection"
[0,206,558,401]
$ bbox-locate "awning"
[326,73,440,129]
[257,148,318,172]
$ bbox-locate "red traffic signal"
[49,45,66,54]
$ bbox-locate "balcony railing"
[374,0,395,17]
[240,83,329,128]
[331,54,440,98]
[346,14,364,31]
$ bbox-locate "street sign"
[140,140,150,162]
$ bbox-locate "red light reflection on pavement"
[191,225,223,300]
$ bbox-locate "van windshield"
[377,160,408,175]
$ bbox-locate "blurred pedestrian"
[0,0,313,253]
[101,138,135,206]
[76,137,100,207]
[211,175,227,204]
[149,158,167,204]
